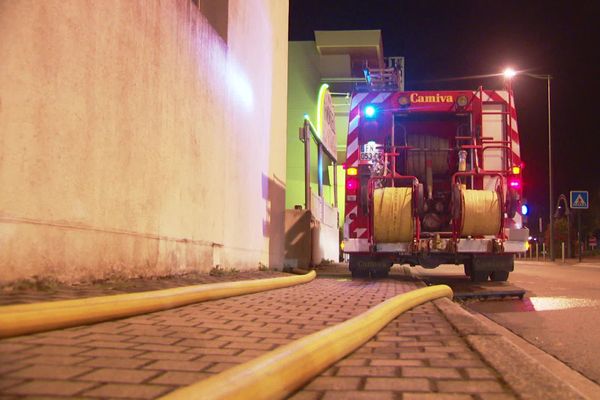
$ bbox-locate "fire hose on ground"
[0,271,317,338]
[161,284,453,400]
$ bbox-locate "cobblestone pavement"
[0,269,517,399]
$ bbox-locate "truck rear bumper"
[504,241,528,253]
[343,238,370,252]
[344,236,528,255]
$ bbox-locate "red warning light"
[508,178,521,189]
[346,178,358,192]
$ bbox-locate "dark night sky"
[289,0,600,226]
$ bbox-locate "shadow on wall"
[262,173,286,267]
[195,0,228,42]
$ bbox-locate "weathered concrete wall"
[0,0,289,283]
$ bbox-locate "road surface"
[412,260,600,385]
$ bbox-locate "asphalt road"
[411,260,600,385]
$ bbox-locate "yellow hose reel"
[373,187,414,242]
[454,187,502,237]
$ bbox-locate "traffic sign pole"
[578,211,582,262]
[569,190,589,263]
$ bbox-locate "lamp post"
[503,69,554,261]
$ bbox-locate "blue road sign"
[570,190,589,209]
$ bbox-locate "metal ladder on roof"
[363,57,404,91]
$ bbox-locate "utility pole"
[547,76,554,261]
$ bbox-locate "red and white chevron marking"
[345,93,384,238]
[345,92,393,168]
[481,90,521,166]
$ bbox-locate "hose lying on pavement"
[0,271,316,338]
[161,284,453,400]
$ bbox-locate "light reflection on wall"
[226,59,254,111]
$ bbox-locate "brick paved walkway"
[0,271,517,399]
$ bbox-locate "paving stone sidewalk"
[0,269,517,399]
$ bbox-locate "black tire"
[470,271,490,282]
[490,271,509,282]
[370,268,390,279]
[350,268,369,279]
[464,262,473,277]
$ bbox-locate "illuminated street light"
[503,68,517,79]
[504,68,554,260]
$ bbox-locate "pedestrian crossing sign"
[570,190,589,209]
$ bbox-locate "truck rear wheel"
[370,268,390,279]
[464,262,472,277]
[490,270,509,281]
[349,255,369,279]
[350,267,369,279]
[470,271,490,282]
[467,255,513,283]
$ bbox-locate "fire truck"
[342,67,529,281]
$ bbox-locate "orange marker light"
[347,167,358,176]
[512,166,521,175]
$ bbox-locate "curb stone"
[434,297,585,400]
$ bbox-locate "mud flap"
[349,256,391,279]
[471,254,514,272]
[469,254,514,282]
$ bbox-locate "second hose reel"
[452,185,502,237]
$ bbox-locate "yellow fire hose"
[0,271,316,338]
[161,284,453,400]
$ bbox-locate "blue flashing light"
[364,105,376,118]
[521,204,529,216]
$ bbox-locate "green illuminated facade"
[286,31,386,225]
[286,42,330,210]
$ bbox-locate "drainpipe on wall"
[301,118,311,211]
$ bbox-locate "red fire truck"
[342,68,529,281]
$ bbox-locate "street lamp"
[503,68,516,79]
[503,68,554,260]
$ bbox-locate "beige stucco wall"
[0,0,289,283]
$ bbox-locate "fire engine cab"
[342,66,529,281]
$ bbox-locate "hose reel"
[452,185,502,237]
[373,187,414,242]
